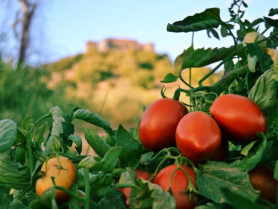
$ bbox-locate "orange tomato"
[36,156,76,202]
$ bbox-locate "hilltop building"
[86,38,154,53]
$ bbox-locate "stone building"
[86,38,154,53]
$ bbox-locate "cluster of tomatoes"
[34,94,275,208]
[131,94,273,209]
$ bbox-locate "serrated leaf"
[0,152,30,190]
[116,125,143,168]
[264,16,278,27]
[221,188,264,209]
[182,46,235,68]
[0,119,17,152]
[251,18,264,27]
[230,134,267,171]
[207,28,220,40]
[92,187,126,209]
[196,161,260,204]
[247,44,273,72]
[72,108,114,136]
[79,147,122,172]
[167,8,223,33]
[67,134,82,155]
[248,69,278,111]
[84,128,110,157]
[118,169,175,209]
[174,52,184,73]
[269,8,278,16]
[247,54,258,72]
[161,73,178,83]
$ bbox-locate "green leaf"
[38,187,58,209]
[196,161,260,204]
[44,107,65,154]
[0,185,12,208]
[79,147,122,172]
[0,152,30,189]
[221,188,264,209]
[68,134,82,155]
[207,28,220,40]
[268,8,278,16]
[195,202,231,209]
[131,178,176,209]
[116,125,143,168]
[119,169,175,209]
[247,54,258,72]
[92,187,127,209]
[71,107,114,136]
[181,46,235,68]
[89,172,113,197]
[264,17,278,27]
[8,201,29,209]
[160,73,178,83]
[274,160,278,181]
[84,128,110,158]
[248,70,278,111]
[167,8,223,33]
[247,44,273,72]
[34,121,48,147]
[230,134,267,172]
[0,119,17,152]
[23,116,34,131]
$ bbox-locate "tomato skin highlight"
[120,169,151,207]
[249,166,277,203]
[210,94,266,143]
[36,156,76,202]
[139,98,188,151]
[153,164,197,209]
[176,111,221,163]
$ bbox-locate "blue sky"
[0,0,277,64]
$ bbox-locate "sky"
[0,0,277,65]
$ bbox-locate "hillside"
[45,39,222,128]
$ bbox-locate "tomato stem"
[84,168,91,209]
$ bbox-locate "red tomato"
[153,164,197,209]
[139,98,188,151]
[36,156,76,202]
[210,94,266,143]
[249,166,277,203]
[120,169,151,207]
[176,111,221,163]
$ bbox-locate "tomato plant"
[153,164,197,209]
[210,94,266,143]
[36,156,76,202]
[175,111,221,163]
[0,1,278,209]
[249,166,277,203]
[139,98,188,151]
[119,169,151,207]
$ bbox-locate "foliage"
[0,1,277,209]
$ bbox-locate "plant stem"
[84,168,91,209]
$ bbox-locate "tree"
[13,0,38,67]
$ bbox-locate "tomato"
[139,98,188,151]
[210,94,266,144]
[175,111,221,163]
[120,169,151,207]
[36,156,76,202]
[249,166,277,203]
[153,164,197,209]
[243,31,265,46]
